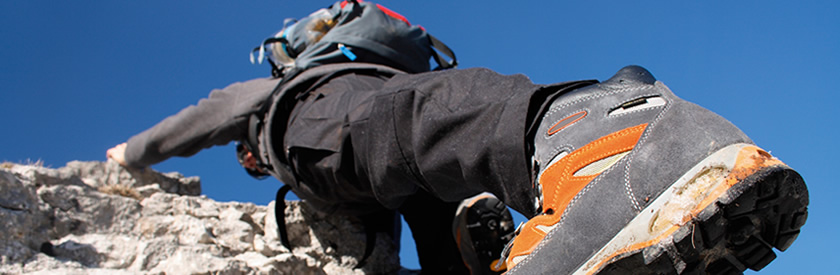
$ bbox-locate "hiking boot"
[501,65,809,274]
[453,193,516,275]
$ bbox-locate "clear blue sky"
[1,0,837,273]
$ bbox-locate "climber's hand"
[106,143,129,166]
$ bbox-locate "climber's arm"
[108,77,280,168]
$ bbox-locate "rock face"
[0,161,400,274]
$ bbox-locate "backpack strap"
[275,182,389,268]
[429,34,457,70]
[274,184,294,250]
[243,67,304,173]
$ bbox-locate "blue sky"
[1,0,837,273]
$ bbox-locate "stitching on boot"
[542,85,646,118]
[542,108,589,139]
[623,83,671,212]
[513,84,661,272]
[513,153,627,273]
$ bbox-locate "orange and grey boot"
[501,65,809,274]
[454,193,516,275]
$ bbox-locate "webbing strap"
[274,184,380,267]
[429,34,457,70]
[274,185,294,250]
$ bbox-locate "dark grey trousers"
[282,67,594,273]
[284,67,595,217]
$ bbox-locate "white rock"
[168,214,216,245]
[0,161,400,274]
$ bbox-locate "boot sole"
[575,143,809,274]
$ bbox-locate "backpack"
[245,0,457,181]
[245,0,457,182]
[251,0,456,78]
[243,1,458,267]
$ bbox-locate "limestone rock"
[0,161,401,274]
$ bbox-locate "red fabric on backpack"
[340,0,411,25]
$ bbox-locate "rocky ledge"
[0,161,400,274]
